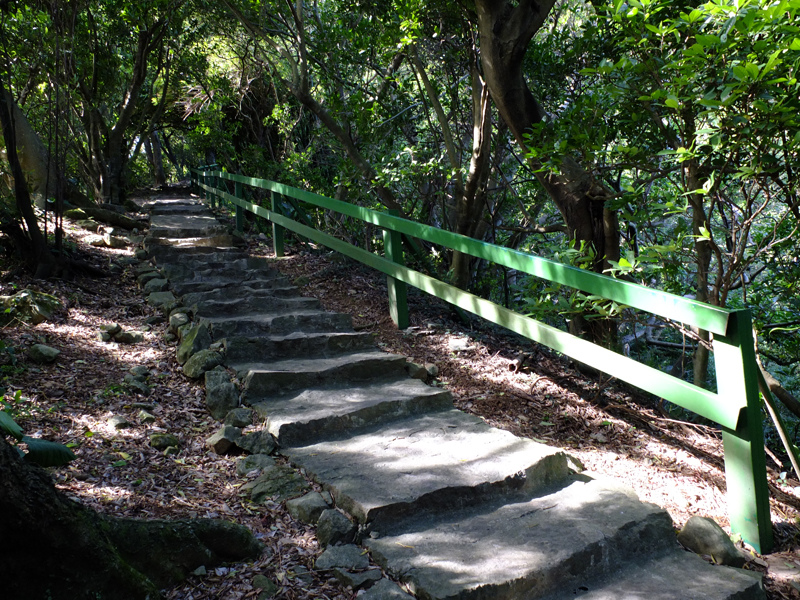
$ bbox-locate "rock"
[143,278,169,293]
[425,363,438,378]
[192,566,207,576]
[64,208,88,220]
[98,331,112,342]
[224,407,253,428]
[100,323,123,337]
[104,234,128,248]
[27,344,60,364]
[123,374,150,395]
[138,410,156,424]
[205,370,239,421]
[237,430,277,455]
[115,331,145,344]
[183,349,224,379]
[137,271,162,286]
[0,290,62,326]
[146,291,177,315]
[293,276,310,286]
[332,567,382,590]
[134,248,148,260]
[286,492,329,524]
[163,446,180,456]
[75,219,100,232]
[164,332,177,343]
[146,315,165,325]
[359,578,414,599]
[317,509,356,547]
[108,415,132,430]
[315,544,370,571]
[150,433,180,450]
[406,362,427,381]
[129,365,151,378]
[252,574,279,597]
[236,454,276,476]
[678,516,746,567]
[447,337,472,352]
[206,426,243,455]
[244,464,310,502]
[177,322,212,365]
[87,234,106,247]
[169,312,190,333]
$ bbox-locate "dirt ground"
[1,195,799,599]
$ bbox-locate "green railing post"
[383,209,409,329]
[714,309,773,554]
[271,190,285,258]
[235,181,244,233]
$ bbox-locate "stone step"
[363,476,758,600]
[237,351,408,398]
[226,330,376,363]
[171,278,293,297]
[161,257,279,281]
[207,310,354,338]
[147,199,212,215]
[283,409,573,527]
[250,377,453,446]
[180,285,302,307]
[190,294,320,317]
[539,547,764,600]
[145,242,247,264]
[148,213,227,238]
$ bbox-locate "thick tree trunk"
[474,0,620,344]
[0,435,262,600]
[0,77,55,277]
[1,88,94,209]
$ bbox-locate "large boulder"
[0,290,62,326]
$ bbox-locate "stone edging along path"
[141,196,765,600]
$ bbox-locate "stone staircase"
[143,196,765,600]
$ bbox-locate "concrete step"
[283,409,573,527]
[250,377,453,446]
[206,310,354,338]
[364,476,757,600]
[236,351,408,398]
[147,199,213,215]
[226,330,376,363]
[539,547,764,600]
[190,294,320,317]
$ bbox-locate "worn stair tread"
[540,544,764,600]
[206,310,354,337]
[191,294,320,316]
[149,213,227,237]
[283,409,572,526]
[250,377,453,446]
[180,285,301,306]
[171,278,292,296]
[238,351,408,397]
[226,330,376,362]
[364,476,751,600]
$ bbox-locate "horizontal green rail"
[190,167,772,554]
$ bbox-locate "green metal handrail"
[190,167,773,553]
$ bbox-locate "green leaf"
[22,436,76,467]
[0,410,24,441]
[664,96,680,109]
[790,38,800,51]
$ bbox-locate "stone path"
[143,196,765,600]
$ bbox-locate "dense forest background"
[2,0,800,443]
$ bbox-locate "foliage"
[0,404,75,467]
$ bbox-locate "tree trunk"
[0,77,55,277]
[1,88,94,209]
[0,435,262,600]
[474,0,620,344]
